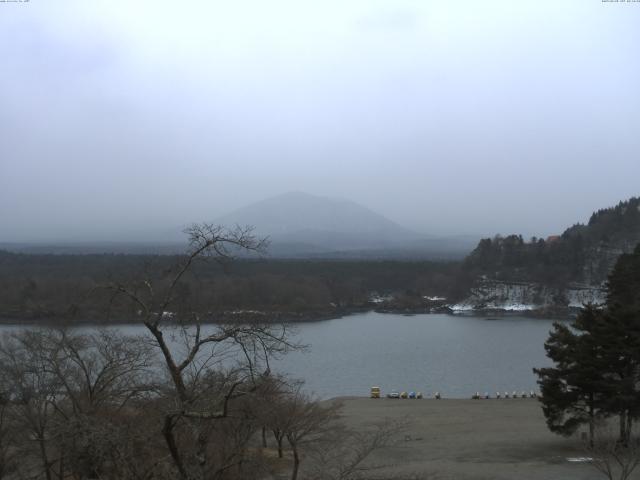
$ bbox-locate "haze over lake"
[274,312,560,399]
[0,312,560,400]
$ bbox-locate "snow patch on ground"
[450,303,474,312]
[369,294,394,304]
[495,303,536,311]
[565,286,606,308]
[423,296,447,301]
[450,301,536,312]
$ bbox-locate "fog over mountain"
[217,191,419,244]
[1,1,639,243]
[213,191,474,257]
[0,192,479,258]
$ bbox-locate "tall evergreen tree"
[601,244,640,444]
[534,305,610,444]
[535,244,640,444]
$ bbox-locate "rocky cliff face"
[457,197,639,314]
[582,240,640,285]
[580,198,640,284]
[451,279,606,314]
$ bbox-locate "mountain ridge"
[216,191,418,235]
[213,191,427,254]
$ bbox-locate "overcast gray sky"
[1,0,639,242]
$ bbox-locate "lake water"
[0,312,563,400]
[272,312,563,399]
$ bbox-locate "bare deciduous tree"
[0,330,63,480]
[0,328,158,479]
[104,224,300,479]
[584,425,640,480]
[0,224,413,480]
[308,419,408,480]
[0,387,17,479]
[266,386,342,480]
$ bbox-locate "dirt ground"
[330,397,610,480]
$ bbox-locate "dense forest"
[0,225,406,480]
[2,196,639,322]
[463,197,640,287]
[0,251,467,323]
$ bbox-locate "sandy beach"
[332,397,604,480]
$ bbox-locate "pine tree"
[534,306,609,445]
[601,244,640,444]
[535,244,640,445]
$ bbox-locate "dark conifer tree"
[601,244,640,444]
[535,244,640,444]
[534,305,609,445]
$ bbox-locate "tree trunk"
[262,426,267,448]
[290,445,300,480]
[589,396,595,448]
[58,448,65,480]
[620,410,629,446]
[145,324,188,401]
[273,430,284,458]
[38,436,52,480]
[163,414,189,480]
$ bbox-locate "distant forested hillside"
[0,252,464,323]
[3,197,639,322]
[463,196,640,286]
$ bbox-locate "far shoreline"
[0,306,572,327]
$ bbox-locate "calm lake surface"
[272,312,563,399]
[1,312,563,399]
